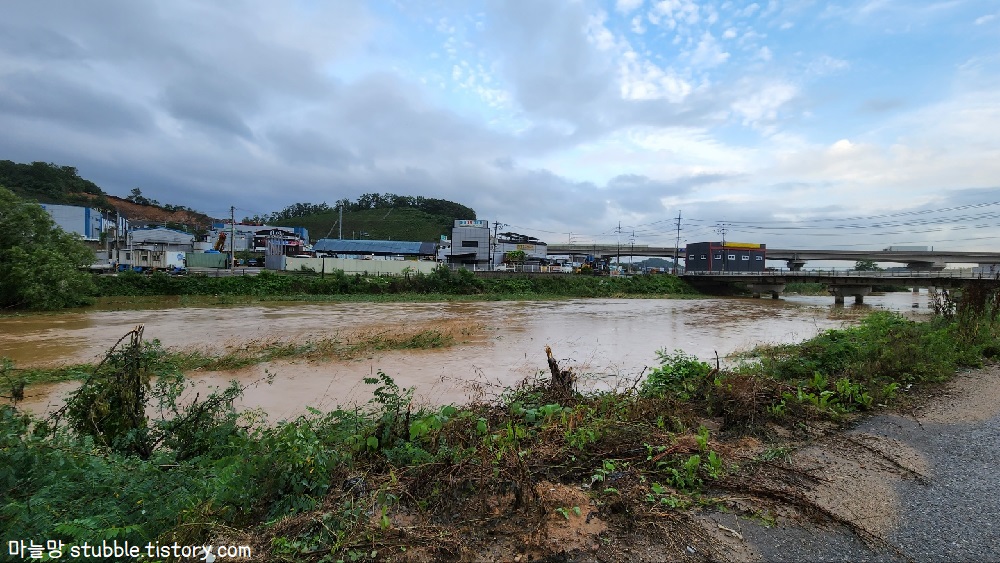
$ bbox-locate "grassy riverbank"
[94,268,700,300]
[2,286,998,561]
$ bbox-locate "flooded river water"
[3,291,934,418]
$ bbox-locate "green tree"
[0,186,96,310]
[504,250,527,264]
[854,259,882,271]
[126,187,151,206]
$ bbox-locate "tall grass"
[94,268,699,299]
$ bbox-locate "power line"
[684,201,1000,225]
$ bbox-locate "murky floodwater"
[3,291,934,418]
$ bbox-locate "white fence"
[280,256,440,276]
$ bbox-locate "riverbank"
[3,291,998,562]
[93,269,702,300]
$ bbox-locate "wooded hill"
[273,207,460,243]
[260,196,477,243]
[0,160,214,231]
[0,160,112,210]
[2,160,476,242]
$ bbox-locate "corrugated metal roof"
[313,239,436,255]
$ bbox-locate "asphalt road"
[725,368,1000,563]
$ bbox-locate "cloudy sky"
[2,0,999,250]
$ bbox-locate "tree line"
[0,160,112,211]
[259,193,476,223]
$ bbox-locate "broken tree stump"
[545,345,575,396]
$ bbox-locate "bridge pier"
[786,260,806,271]
[749,283,786,299]
[829,285,872,305]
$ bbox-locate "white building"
[39,203,115,241]
[119,227,195,269]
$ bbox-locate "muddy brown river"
[3,292,934,418]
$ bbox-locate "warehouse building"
[39,203,115,241]
[685,242,766,272]
[312,239,438,259]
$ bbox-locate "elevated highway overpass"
[545,244,1000,270]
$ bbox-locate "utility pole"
[616,221,622,275]
[229,206,236,272]
[630,230,635,274]
[339,203,343,240]
[715,222,729,272]
[491,220,507,270]
[114,208,121,268]
[673,211,682,275]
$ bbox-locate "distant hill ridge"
[0,160,476,242]
[0,160,215,232]
[273,207,464,243]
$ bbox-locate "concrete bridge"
[682,269,999,304]
[545,244,1000,271]
[764,249,1000,271]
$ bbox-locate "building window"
[741,255,750,261]
[714,254,722,260]
[700,254,707,260]
[461,240,479,247]
[728,254,736,261]
[755,255,763,261]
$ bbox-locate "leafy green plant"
[705,450,724,479]
[645,483,691,509]
[695,426,710,451]
[640,350,713,400]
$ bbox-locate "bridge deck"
[545,245,1000,264]
[683,269,999,286]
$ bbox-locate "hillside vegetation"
[264,196,477,243]
[0,160,112,210]
[0,160,215,231]
[274,207,460,243]
[107,194,215,233]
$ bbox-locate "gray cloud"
[0,70,153,133]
